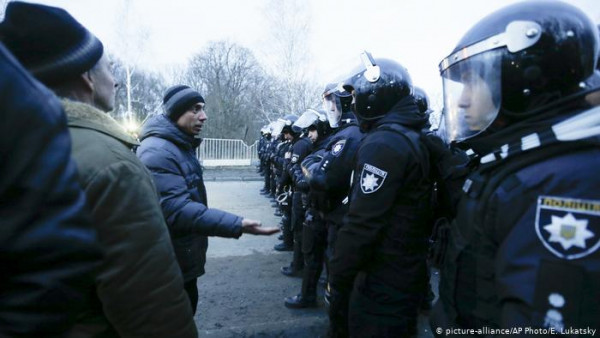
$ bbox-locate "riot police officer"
[307,82,364,269]
[431,1,600,334]
[280,113,314,275]
[258,125,272,191]
[328,53,433,337]
[285,109,334,308]
[273,115,297,252]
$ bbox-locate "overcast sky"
[15,0,600,111]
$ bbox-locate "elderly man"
[0,2,197,337]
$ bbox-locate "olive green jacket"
[63,99,197,338]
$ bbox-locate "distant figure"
[0,2,198,337]
[137,85,279,314]
[0,40,101,336]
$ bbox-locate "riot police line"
[255,1,600,337]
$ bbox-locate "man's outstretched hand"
[241,219,280,236]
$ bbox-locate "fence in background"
[197,138,258,167]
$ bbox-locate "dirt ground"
[194,178,436,337]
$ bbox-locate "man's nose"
[458,88,470,108]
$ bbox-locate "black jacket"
[330,98,433,327]
[432,104,600,333]
[305,118,364,224]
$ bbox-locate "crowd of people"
[256,1,600,336]
[1,0,599,337]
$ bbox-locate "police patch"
[331,140,346,157]
[535,196,600,260]
[291,154,299,164]
[360,163,387,194]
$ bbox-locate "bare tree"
[183,41,277,143]
[111,56,166,132]
[111,0,150,129]
[261,0,321,117]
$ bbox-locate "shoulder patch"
[535,196,600,260]
[360,163,387,194]
[331,140,346,157]
[291,154,299,164]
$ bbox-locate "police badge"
[331,140,345,157]
[535,196,600,260]
[360,163,387,194]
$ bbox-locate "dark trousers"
[291,191,305,271]
[184,278,199,314]
[263,164,271,190]
[301,218,327,300]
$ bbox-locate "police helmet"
[342,51,413,123]
[313,108,333,138]
[413,86,431,115]
[439,0,599,142]
[292,109,324,133]
[269,120,285,138]
[307,108,332,139]
[279,114,299,136]
[322,82,353,128]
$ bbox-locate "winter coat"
[62,100,197,338]
[0,42,101,337]
[137,114,243,281]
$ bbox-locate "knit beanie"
[163,85,205,121]
[0,1,104,85]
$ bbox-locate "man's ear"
[79,70,94,93]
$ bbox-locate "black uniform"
[259,134,272,192]
[287,135,313,272]
[432,105,600,333]
[293,132,334,303]
[430,1,600,334]
[307,117,364,257]
[329,101,432,337]
[274,139,293,246]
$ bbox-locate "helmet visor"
[294,109,320,130]
[323,95,342,128]
[441,50,502,142]
[271,120,286,137]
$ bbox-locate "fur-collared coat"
[62,99,197,338]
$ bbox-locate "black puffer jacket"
[138,114,243,281]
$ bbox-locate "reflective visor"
[271,120,286,137]
[439,20,543,142]
[323,95,342,128]
[441,50,502,142]
[293,109,320,130]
